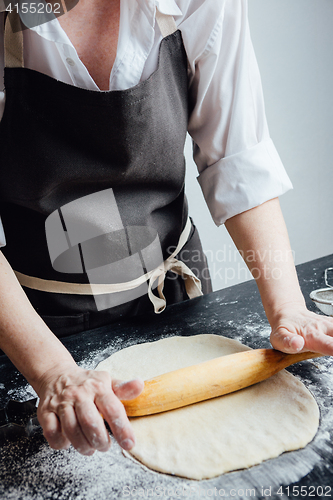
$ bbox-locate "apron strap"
[14,218,203,313]
[3,10,24,68]
[155,8,178,38]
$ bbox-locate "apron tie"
[147,217,203,313]
[14,218,203,314]
[148,256,202,314]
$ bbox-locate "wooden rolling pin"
[122,349,322,417]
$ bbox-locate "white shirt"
[0,0,292,247]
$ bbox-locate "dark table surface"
[1,254,333,499]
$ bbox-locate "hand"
[36,365,144,456]
[270,304,333,355]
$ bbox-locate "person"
[1,0,333,458]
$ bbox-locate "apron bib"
[0,10,212,337]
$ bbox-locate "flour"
[1,328,333,498]
[0,432,197,500]
[225,313,272,346]
[6,384,37,402]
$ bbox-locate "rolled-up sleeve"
[197,139,292,225]
[186,0,292,226]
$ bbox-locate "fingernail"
[99,439,111,452]
[120,438,135,450]
[114,378,143,389]
[77,447,95,456]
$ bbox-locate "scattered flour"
[1,315,333,499]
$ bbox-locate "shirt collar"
[134,0,182,25]
[19,11,65,41]
[21,0,183,42]
[155,0,182,16]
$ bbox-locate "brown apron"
[0,10,212,337]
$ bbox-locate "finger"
[38,410,70,450]
[75,400,111,452]
[58,404,95,456]
[270,327,305,353]
[299,324,333,356]
[112,379,144,400]
[95,391,136,451]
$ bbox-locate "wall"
[184,0,333,291]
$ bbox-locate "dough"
[96,334,319,480]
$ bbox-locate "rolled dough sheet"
[96,334,319,480]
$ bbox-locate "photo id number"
[5,3,61,14]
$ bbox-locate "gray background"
[185,0,333,291]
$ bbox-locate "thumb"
[112,378,144,400]
[270,327,305,354]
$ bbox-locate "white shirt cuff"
[197,138,293,226]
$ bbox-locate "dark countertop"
[0,254,333,499]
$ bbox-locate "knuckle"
[85,376,108,395]
[48,440,66,450]
[101,400,121,417]
[61,385,80,401]
[76,447,95,456]
[89,379,105,393]
[305,328,320,342]
[57,401,71,416]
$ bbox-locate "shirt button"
[66,57,75,67]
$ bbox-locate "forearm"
[225,198,306,325]
[0,250,143,454]
[0,250,76,393]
